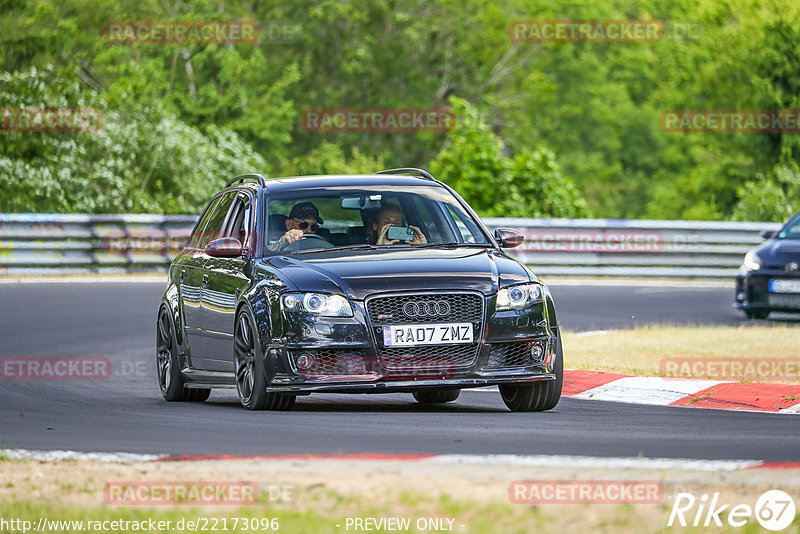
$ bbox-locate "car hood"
[260,248,533,300]
[754,239,800,266]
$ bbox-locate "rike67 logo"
[668,490,796,531]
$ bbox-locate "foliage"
[733,149,800,221]
[1,0,799,220]
[432,97,591,217]
[0,66,265,213]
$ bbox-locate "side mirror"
[205,237,243,257]
[494,228,525,249]
[760,230,776,240]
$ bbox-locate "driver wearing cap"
[268,201,324,251]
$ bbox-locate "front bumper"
[736,271,800,312]
[265,373,556,394]
[265,290,558,393]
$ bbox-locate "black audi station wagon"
[157,168,563,411]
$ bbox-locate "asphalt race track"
[1,279,798,461]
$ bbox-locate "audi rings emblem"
[403,300,451,318]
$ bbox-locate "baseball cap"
[289,201,324,224]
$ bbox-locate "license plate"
[382,323,473,347]
[769,279,800,293]
[769,294,800,308]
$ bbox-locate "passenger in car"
[370,205,427,245]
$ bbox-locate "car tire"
[234,308,296,411]
[156,306,210,402]
[413,388,460,404]
[744,309,770,320]
[499,332,563,412]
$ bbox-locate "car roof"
[227,173,443,194]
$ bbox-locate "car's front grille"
[380,344,477,376]
[366,293,483,325]
[485,341,545,369]
[366,292,485,375]
[289,349,368,377]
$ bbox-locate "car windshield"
[264,185,491,253]
[777,214,800,240]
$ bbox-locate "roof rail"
[375,168,436,181]
[226,173,267,188]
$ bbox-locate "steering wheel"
[281,233,334,252]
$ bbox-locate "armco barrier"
[0,214,781,278]
[0,213,197,276]
[485,217,781,278]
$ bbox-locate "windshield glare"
[777,215,800,239]
[265,185,491,253]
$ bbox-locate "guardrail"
[0,214,197,276]
[485,217,781,278]
[0,213,781,277]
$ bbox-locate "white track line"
[2,449,165,462]
[543,278,730,288]
[573,330,616,337]
[426,454,762,472]
[0,276,166,284]
[779,402,800,414]
[0,449,766,471]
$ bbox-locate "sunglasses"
[296,220,320,232]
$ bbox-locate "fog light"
[530,342,544,362]
[283,295,299,310]
[295,352,315,370]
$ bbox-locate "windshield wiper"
[291,244,381,254]
[414,242,494,249]
[291,242,493,254]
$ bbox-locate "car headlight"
[281,292,353,317]
[496,283,543,311]
[743,251,761,271]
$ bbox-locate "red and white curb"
[3,448,800,471]
[477,370,800,413]
[561,370,800,413]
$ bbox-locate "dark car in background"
[156,168,563,412]
[736,212,800,319]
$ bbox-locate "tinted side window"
[447,205,487,243]
[225,194,253,253]
[187,196,221,249]
[406,195,445,242]
[199,192,237,247]
[778,215,800,239]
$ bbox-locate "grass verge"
[562,325,800,382]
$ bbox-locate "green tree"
[0,66,266,213]
[431,97,591,218]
